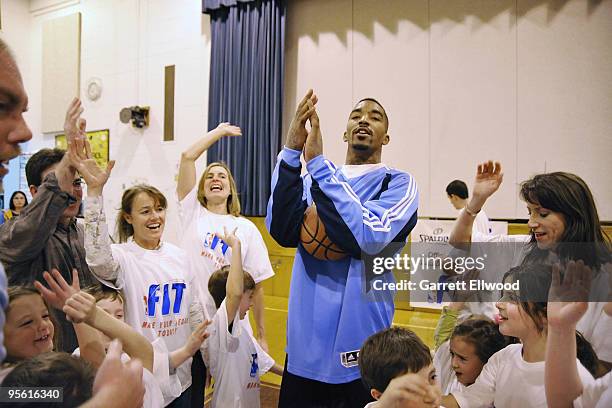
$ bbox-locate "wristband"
[464,204,481,217]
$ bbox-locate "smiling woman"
[71,131,199,405]
[115,185,168,248]
[176,123,275,343]
[176,122,277,407]
[449,162,612,370]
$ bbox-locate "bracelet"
[464,204,481,217]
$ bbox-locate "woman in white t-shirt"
[448,161,611,366]
[176,122,275,349]
[74,153,198,407]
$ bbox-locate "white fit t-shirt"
[205,299,274,408]
[177,188,274,319]
[98,241,195,394]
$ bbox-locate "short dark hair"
[446,180,469,199]
[356,97,389,131]
[2,352,95,407]
[9,190,28,211]
[208,265,256,309]
[25,148,65,187]
[359,327,432,393]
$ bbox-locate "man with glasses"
[0,98,100,352]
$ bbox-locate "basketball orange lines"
[300,205,347,261]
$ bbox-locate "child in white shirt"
[433,302,510,396]
[204,227,282,408]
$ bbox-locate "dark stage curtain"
[204,0,286,216]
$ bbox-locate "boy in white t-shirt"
[359,327,443,408]
[204,227,282,408]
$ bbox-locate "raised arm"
[63,291,155,372]
[177,123,241,200]
[67,137,119,281]
[221,227,244,325]
[545,262,591,408]
[434,301,464,349]
[0,99,84,264]
[265,90,317,247]
[449,161,503,248]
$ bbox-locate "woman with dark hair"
[3,190,28,221]
[449,161,611,369]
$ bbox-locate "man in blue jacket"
[266,90,419,407]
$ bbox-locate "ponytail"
[575,331,602,377]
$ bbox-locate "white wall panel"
[41,12,81,133]
[284,0,611,220]
[429,0,516,218]
[284,0,353,167]
[353,0,430,213]
[517,0,612,219]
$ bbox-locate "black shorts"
[279,355,374,408]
